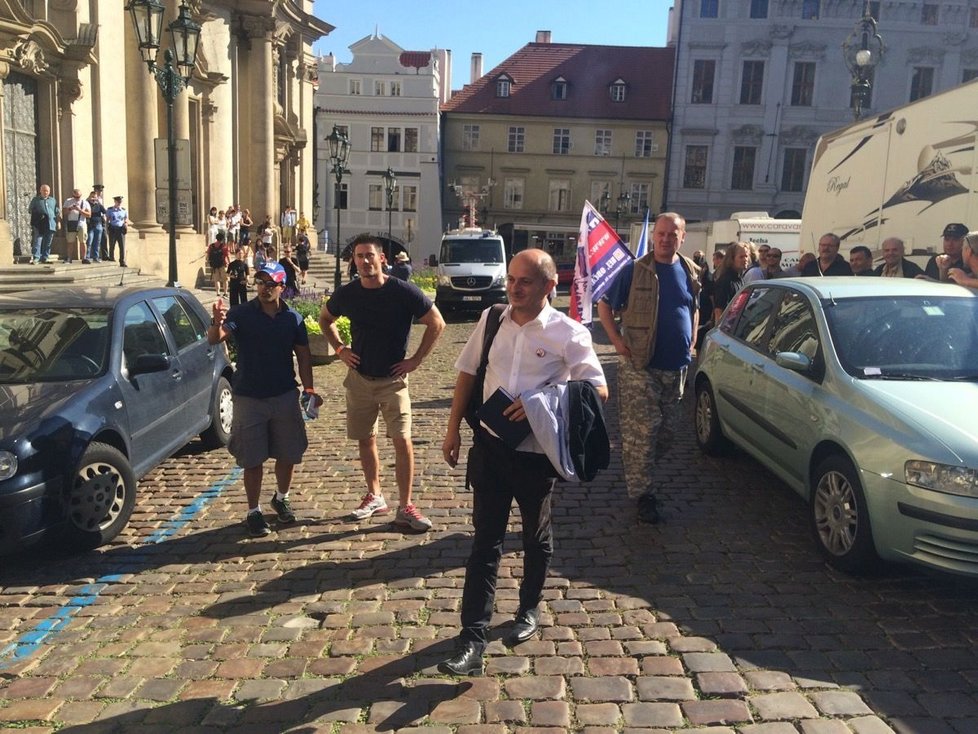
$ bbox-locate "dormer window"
[496,74,513,97]
[552,76,568,100]
[610,78,627,102]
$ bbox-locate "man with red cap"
[207,262,322,537]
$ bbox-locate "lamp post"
[842,1,884,121]
[125,0,201,288]
[326,125,351,290]
[615,191,631,233]
[383,166,397,259]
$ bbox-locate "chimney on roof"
[535,30,551,44]
[471,52,483,83]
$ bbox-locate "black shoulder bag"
[463,304,506,431]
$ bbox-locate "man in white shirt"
[62,188,91,263]
[439,249,608,676]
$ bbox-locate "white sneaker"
[350,492,389,520]
[394,504,432,532]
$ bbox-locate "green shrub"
[411,267,436,294]
[287,290,351,345]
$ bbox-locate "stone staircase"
[0,259,223,308]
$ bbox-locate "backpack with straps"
[464,303,506,431]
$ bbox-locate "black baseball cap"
[942,223,968,238]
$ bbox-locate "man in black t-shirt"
[320,235,445,531]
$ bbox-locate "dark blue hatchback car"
[0,286,233,553]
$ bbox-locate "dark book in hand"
[477,387,532,449]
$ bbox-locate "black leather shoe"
[505,607,539,647]
[637,492,661,524]
[437,641,484,676]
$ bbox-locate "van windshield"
[440,238,504,264]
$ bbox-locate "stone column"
[242,16,275,220]
[124,21,162,231]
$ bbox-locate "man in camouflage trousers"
[597,212,700,524]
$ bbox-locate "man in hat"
[923,223,971,281]
[390,250,412,281]
[106,195,132,266]
[207,262,322,537]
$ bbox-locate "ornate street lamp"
[599,187,611,217]
[126,0,201,288]
[326,124,351,290]
[615,191,631,234]
[842,1,884,121]
[383,166,397,260]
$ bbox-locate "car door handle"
[749,361,765,372]
[170,369,183,380]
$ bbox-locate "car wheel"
[694,380,728,455]
[810,454,879,574]
[200,375,233,449]
[62,442,136,550]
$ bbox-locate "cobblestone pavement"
[3,306,978,734]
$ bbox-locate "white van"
[435,228,508,313]
[683,212,802,267]
[800,79,978,254]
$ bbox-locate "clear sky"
[310,1,674,91]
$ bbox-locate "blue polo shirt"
[224,298,309,398]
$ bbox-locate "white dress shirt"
[456,304,606,453]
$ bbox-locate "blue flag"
[634,209,650,258]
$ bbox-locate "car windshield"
[440,239,504,263]
[0,307,112,383]
[824,295,978,380]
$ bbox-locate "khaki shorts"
[228,389,308,468]
[344,370,411,440]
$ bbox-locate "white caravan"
[682,212,802,267]
[800,79,978,254]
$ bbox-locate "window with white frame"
[781,148,807,192]
[629,183,649,215]
[370,127,384,152]
[368,184,383,210]
[610,79,626,102]
[691,60,716,103]
[731,146,757,190]
[508,126,525,153]
[387,128,401,152]
[683,146,708,189]
[374,80,385,95]
[389,81,401,96]
[548,179,572,211]
[402,185,417,212]
[553,128,571,155]
[349,79,361,95]
[791,62,815,106]
[910,66,935,101]
[503,178,524,210]
[590,180,612,208]
[594,129,612,156]
[740,60,764,105]
[496,76,511,97]
[463,124,480,151]
[404,128,418,153]
[552,77,567,100]
[635,130,655,158]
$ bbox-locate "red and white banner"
[570,201,634,324]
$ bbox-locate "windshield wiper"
[866,372,942,381]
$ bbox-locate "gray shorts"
[228,389,308,469]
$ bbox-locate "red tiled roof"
[442,42,675,121]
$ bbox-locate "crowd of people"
[204,203,314,304]
[692,221,978,341]
[26,183,132,266]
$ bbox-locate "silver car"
[693,277,978,575]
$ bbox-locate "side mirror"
[775,351,812,373]
[130,353,170,376]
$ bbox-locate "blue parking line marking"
[0,466,242,670]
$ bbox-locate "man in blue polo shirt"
[208,262,322,537]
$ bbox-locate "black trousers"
[229,282,248,306]
[459,430,556,647]
[108,226,126,263]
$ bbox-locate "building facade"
[0,0,329,281]
[441,33,674,277]
[314,33,449,266]
[666,0,978,223]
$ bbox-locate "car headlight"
[491,274,506,287]
[0,450,17,480]
[905,460,978,498]
[437,274,453,287]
